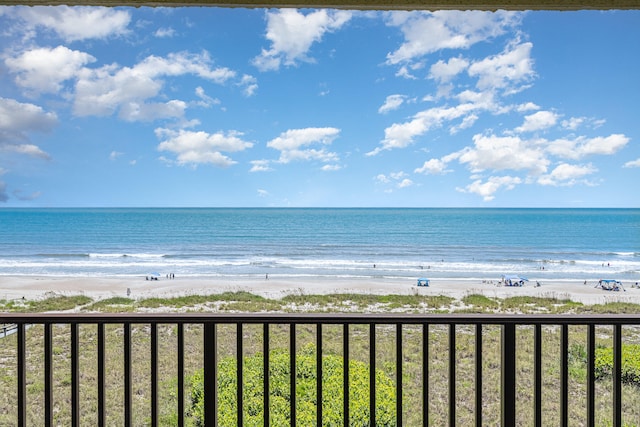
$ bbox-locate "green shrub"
[594,344,640,387]
[189,344,397,426]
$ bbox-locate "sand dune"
[1,275,637,306]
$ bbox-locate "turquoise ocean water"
[0,208,638,282]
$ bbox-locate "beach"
[1,209,637,307]
[1,275,637,306]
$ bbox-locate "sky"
[0,7,638,207]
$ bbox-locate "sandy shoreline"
[0,275,638,306]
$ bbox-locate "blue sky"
[0,7,638,207]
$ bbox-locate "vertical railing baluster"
[534,324,542,427]
[264,323,270,427]
[151,323,158,427]
[396,323,403,427]
[316,323,322,427]
[613,324,622,427]
[98,323,105,427]
[343,323,349,426]
[177,323,184,427]
[124,323,131,427]
[290,323,296,427]
[237,323,243,427]
[561,324,568,427]
[449,324,456,427]
[17,323,26,427]
[45,323,53,427]
[71,323,79,427]
[370,324,376,427]
[422,323,429,427]
[587,324,595,427]
[501,323,516,426]
[475,324,482,427]
[204,322,217,427]
[4,313,639,427]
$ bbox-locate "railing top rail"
[2,0,640,11]
[2,312,640,325]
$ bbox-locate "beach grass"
[0,294,93,312]
[1,292,640,425]
[500,295,584,313]
[86,296,135,312]
[0,291,638,316]
[577,301,640,314]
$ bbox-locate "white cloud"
[561,116,585,130]
[253,9,352,71]
[458,134,549,175]
[374,171,413,190]
[375,174,390,184]
[250,159,273,172]
[73,51,236,120]
[321,164,342,171]
[0,97,57,159]
[4,143,50,159]
[576,134,630,157]
[5,46,96,94]
[390,171,407,180]
[378,94,406,114]
[395,65,418,80]
[119,100,188,122]
[239,74,258,97]
[133,51,235,83]
[385,10,521,65]
[537,162,597,186]
[459,175,521,201]
[368,103,477,155]
[154,27,176,38]
[415,158,451,175]
[515,110,558,133]
[450,113,479,134]
[468,41,535,93]
[546,134,629,160]
[0,97,57,135]
[429,56,469,83]
[267,127,340,164]
[397,178,414,188]
[257,189,269,197]
[516,102,539,112]
[14,6,131,42]
[194,86,220,108]
[624,158,640,168]
[109,151,123,160]
[156,128,253,167]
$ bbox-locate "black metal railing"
[1,313,639,426]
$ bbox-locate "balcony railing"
[1,313,639,426]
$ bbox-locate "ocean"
[0,208,638,282]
